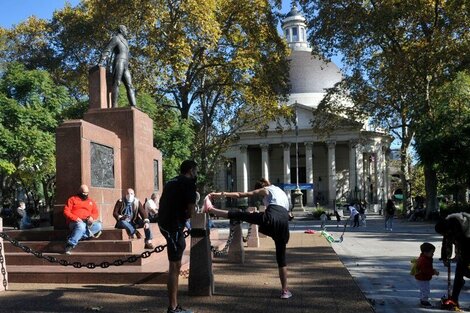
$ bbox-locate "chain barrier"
[0,230,190,270]
[211,220,240,257]
[243,224,253,243]
[0,240,7,290]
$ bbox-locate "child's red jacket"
[415,253,435,281]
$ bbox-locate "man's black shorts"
[159,227,186,262]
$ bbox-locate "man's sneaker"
[167,305,193,313]
[93,230,102,239]
[135,230,142,239]
[280,290,293,299]
[64,244,74,255]
[144,242,154,250]
[420,300,432,307]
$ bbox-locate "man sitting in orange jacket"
[63,184,102,255]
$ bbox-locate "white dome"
[289,50,342,94]
[282,5,343,107]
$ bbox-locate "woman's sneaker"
[167,305,193,313]
[280,289,293,299]
[202,195,214,213]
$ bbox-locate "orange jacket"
[63,195,99,223]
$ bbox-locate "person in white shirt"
[145,192,159,222]
[206,178,293,300]
[348,203,360,227]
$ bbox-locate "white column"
[349,140,358,200]
[282,143,291,205]
[282,143,291,184]
[236,145,248,193]
[305,142,314,206]
[357,144,364,201]
[326,140,336,208]
[260,144,269,181]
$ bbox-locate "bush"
[438,202,470,217]
[312,207,327,219]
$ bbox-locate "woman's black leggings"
[228,204,290,267]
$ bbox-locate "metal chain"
[211,221,238,257]
[0,241,7,290]
[243,224,253,243]
[0,230,190,269]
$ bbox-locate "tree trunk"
[423,162,438,219]
[400,146,411,213]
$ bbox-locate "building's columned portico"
[217,5,392,210]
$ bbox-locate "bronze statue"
[99,25,136,107]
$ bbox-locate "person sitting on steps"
[113,188,154,250]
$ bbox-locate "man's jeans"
[116,220,152,241]
[67,220,103,247]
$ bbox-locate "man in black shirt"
[158,160,197,313]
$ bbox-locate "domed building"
[215,5,392,211]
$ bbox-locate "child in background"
[414,242,439,307]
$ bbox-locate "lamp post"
[293,105,304,210]
[353,143,358,201]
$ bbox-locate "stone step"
[2,227,227,284]
[6,252,190,284]
[5,251,159,266]
[3,239,139,253]
[4,224,160,241]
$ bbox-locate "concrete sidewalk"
[0,231,373,313]
[316,212,470,313]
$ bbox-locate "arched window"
[292,27,298,41]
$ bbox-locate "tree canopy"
[301,0,470,210]
[0,62,76,209]
[0,0,292,187]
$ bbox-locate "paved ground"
[292,211,470,313]
[0,222,372,313]
[1,211,469,313]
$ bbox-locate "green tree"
[415,71,470,204]
[137,93,194,181]
[1,0,291,187]
[0,62,75,211]
[302,0,470,216]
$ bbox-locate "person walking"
[348,203,360,227]
[63,184,102,255]
[158,160,198,313]
[384,199,396,231]
[206,178,293,299]
[413,242,439,307]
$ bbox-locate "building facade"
[215,6,392,210]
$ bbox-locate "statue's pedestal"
[54,66,163,229]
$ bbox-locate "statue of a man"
[99,25,136,107]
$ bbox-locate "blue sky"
[0,0,80,28]
[0,0,294,28]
